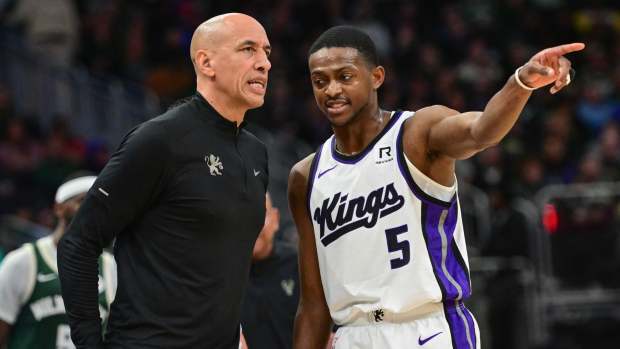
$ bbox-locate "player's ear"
[195,49,215,78]
[371,65,385,90]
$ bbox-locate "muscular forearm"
[293,306,332,349]
[470,74,532,147]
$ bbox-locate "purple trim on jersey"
[444,201,471,297]
[396,115,472,298]
[450,199,472,296]
[421,202,471,301]
[443,304,462,349]
[462,304,478,349]
[306,143,324,217]
[444,301,477,349]
[420,203,448,299]
[395,119,456,208]
[330,111,403,164]
[424,203,453,299]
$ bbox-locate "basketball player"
[288,26,584,348]
[0,174,116,349]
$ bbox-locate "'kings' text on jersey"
[313,183,404,246]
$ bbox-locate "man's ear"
[371,65,385,90]
[195,49,215,78]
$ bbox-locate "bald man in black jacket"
[58,13,272,349]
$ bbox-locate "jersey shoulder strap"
[21,243,38,305]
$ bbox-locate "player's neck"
[197,87,246,126]
[333,106,390,156]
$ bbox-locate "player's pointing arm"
[413,43,585,161]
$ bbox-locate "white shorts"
[332,302,480,349]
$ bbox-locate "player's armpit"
[288,156,333,349]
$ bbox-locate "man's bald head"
[190,13,266,69]
[190,13,271,122]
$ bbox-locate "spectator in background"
[241,193,299,349]
[3,0,79,66]
[0,118,42,218]
[597,122,620,180]
[351,0,391,58]
[577,79,618,135]
[33,117,87,203]
[0,118,41,175]
[0,173,116,349]
[0,84,13,123]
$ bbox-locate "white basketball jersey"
[307,111,472,325]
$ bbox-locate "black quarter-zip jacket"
[58,93,268,349]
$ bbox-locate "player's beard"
[331,99,369,128]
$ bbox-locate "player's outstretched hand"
[517,43,585,94]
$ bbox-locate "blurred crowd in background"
[0,0,619,348]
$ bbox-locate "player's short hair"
[308,25,378,67]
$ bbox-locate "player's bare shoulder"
[404,105,460,136]
[402,105,460,156]
[288,153,316,203]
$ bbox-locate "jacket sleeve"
[58,122,171,348]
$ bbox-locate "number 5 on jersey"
[385,225,410,269]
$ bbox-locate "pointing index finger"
[543,43,586,57]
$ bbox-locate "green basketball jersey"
[7,239,112,349]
